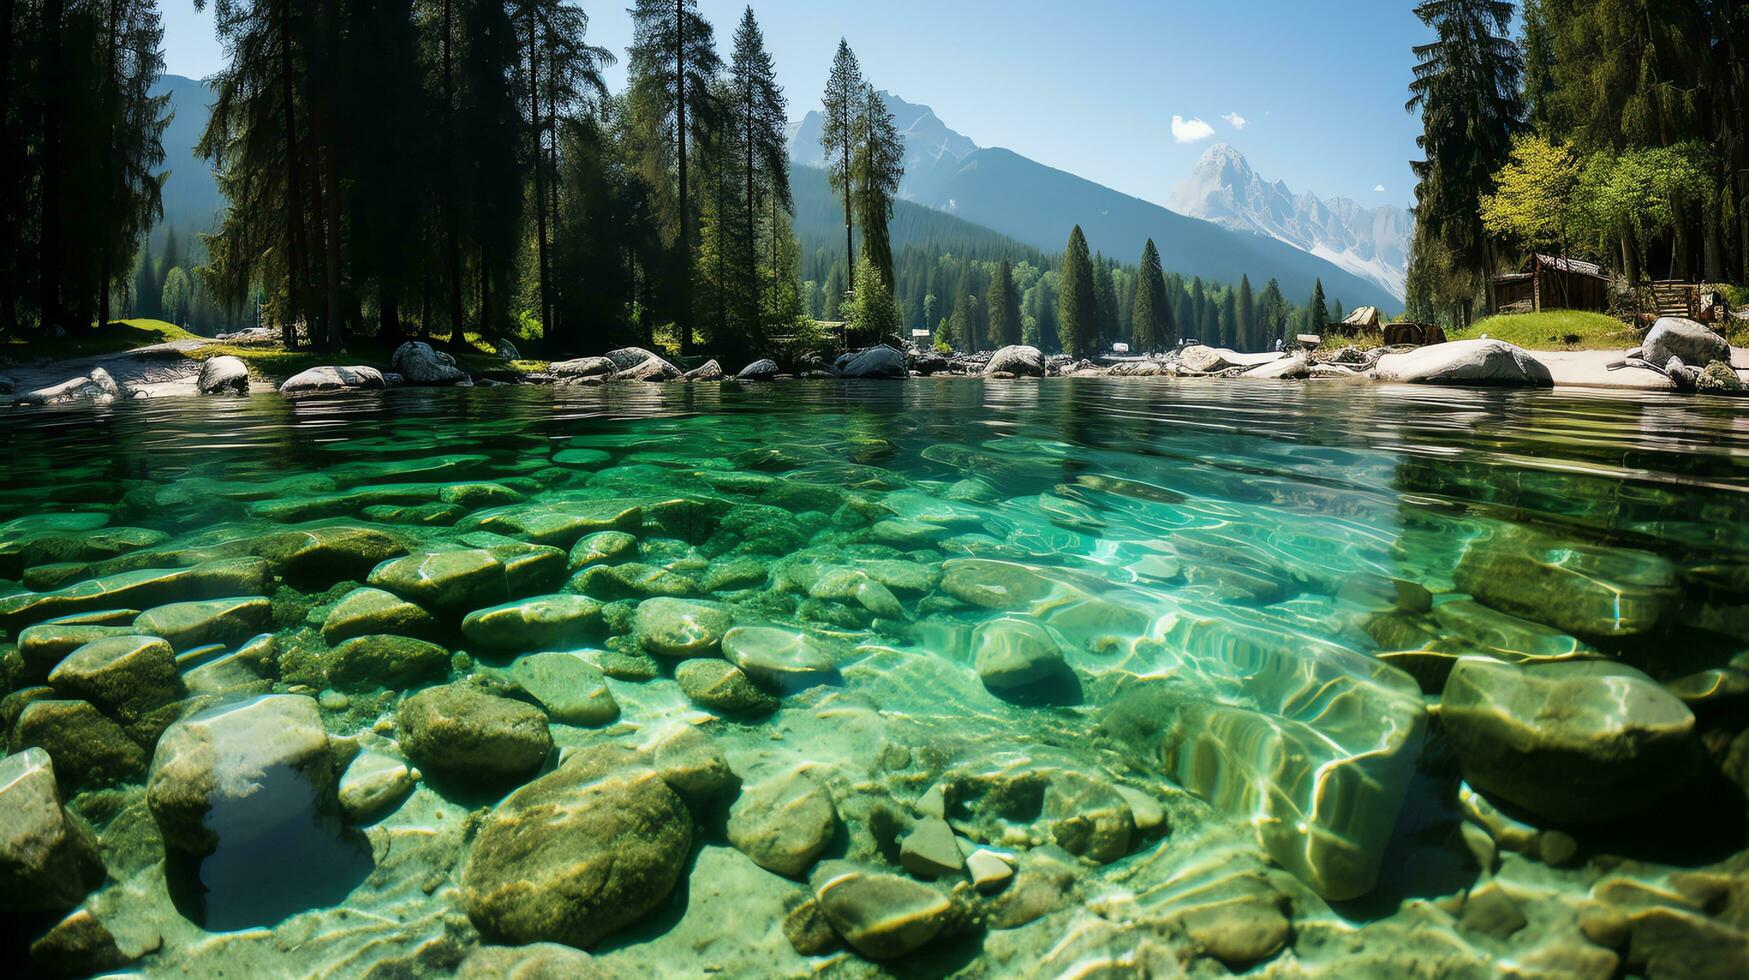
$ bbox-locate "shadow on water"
[164,760,374,932]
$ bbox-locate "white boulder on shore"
[279,364,388,394]
[550,356,617,381]
[605,347,683,381]
[983,345,1045,377]
[1372,339,1553,387]
[1639,316,1730,369]
[196,356,249,395]
[18,367,131,406]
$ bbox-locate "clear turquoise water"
[2,379,1746,975]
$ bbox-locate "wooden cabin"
[1491,254,1611,313]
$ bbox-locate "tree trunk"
[547,69,560,343]
[675,0,692,354]
[528,6,551,344]
[278,0,309,349]
[442,0,463,345]
[0,0,17,334]
[97,0,120,331]
[380,290,401,342]
[39,0,66,333]
[744,78,758,340]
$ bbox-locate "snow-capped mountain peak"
[1166,144,1410,300]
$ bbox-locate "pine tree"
[1259,278,1287,346]
[854,84,903,289]
[628,0,721,352]
[1092,254,1118,350]
[726,6,787,355]
[985,259,1019,347]
[1218,290,1236,349]
[845,252,899,338]
[1056,225,1096,358]
[820,40,862,288]
[1332,299,1344,328]
[1307,278,1328,333]
[1236,274,1255,352]
[1130,239,1168,352]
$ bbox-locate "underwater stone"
[0,748,104,911]
[643,724,736,805]
[727,771,838,878]
[252,525,407,585]
[965,849,1013,892]
[972,617,1067,694]
[337,751,415,822]
[1041,771,1134,863]
[16,622,139,681]
[47,634,184,745]
[810,861,952,959]
[133,596,271,652]
[1146,616,1427,901]
[0,558,273,633]
[1453,525,1678,638]
[809,566,905,618]
[396,683,552,785]
[940,559,1053,610]
[1442,658,1699,823]
[325,635,451,690]
[782,898,841,955]
[455,943,608,979]
[675,659,777,715]
[899,817,964,878]
[9,699,147,790]
[508,653,619,726]
[701,556,769,592]
[145,694,334,855]
[552,448,612,467]
[461,594,603,652]
[632,597,732,657]
[461,499,643,548]
[321,587,444,644]
[721,626,838,690]
[367,549,515,615]
[460,745,692,948]
[568,530,638,571]
[571,561,703,599]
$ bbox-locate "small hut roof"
[1341,306,1381,328]
[1529,254,1608,279]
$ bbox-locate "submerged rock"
[1442,659,1699,822]
[337,751,416,822]
[47,634,184,745]
[15,622,139,681]
[460,745,692,948]
[325,634,451,690]
[940,559,1053,610]
[9,698,147,789]
[396,683,552,784]
[1453,524,1678,637]
[0,558,273,633]
[461,593,602,652]
[0,748,105,910]
[146,694,335,855]
[810,861,952,959]
[367,549,517,615]
[456,944,608,979]
[508,652,619,726]
[321,587,444,644]
[133,596,271,652]
[727,771,838,877]
[972,617,1067,694]
[721,626,838,690]
[632,597,732,657]
[899,817,964,878]
[675,658,777,715]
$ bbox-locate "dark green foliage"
[986,259,1019,347]
[1307,278,1328,334]
[854,83,903,290]
[1236,274,1255,352]
[819,39,862,287]
[1130,239,1169,353]
[1057,225,1096,358]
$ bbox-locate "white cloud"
[1171,115,1216,143]
[1373,184,1387,193]
[1222,112,1248,130]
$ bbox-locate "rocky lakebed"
[0,377,1746,978]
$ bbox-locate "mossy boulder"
[0,748,105,911]
[252,525,407,587]
[321,587,445,644]
[631,597,732,657]
[15,622,138,682]
[461,594,603,652]
[0,558,273,633]
[567,530,638,572]
[396,683,552,785]
[460,745,692,948]
[508,653,619,726]
[367,549,515,615]
[1453,525,1678,638]
[722,626,838,691]
[133,596,271,652]
[675,659,777,715]
[47,635,184,745]
[9,699,147,790]
[325,635,451,690]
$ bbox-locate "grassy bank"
[1451,310,1639,351]
[0,318,203,360]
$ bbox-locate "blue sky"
[160,0,1428,212]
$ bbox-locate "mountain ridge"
[1166,143,1410,300]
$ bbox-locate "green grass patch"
[0,319,202,361]
[1453,310,1639,351]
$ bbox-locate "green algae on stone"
[16,622,139,681]
[9,699,147,789]
[46,635,184,745]
[939,559,1054,610]
[809,861,953,960]
[727,771,838,877]
[0,748,105,911]
[460,745,692,949]
[675,658,777,715]
[1453,524,1679,638]
[0,558,273,633]
[325,635,451,690]
[631,597,732,657]
[1442,658,1700,823]
[133,596,271,652]
[721,626,838,689]
[321,587,445,644]
[461,594,603,652]
[567,530,638,572]
[507,652,619,726]
[460,499,643,548]
[396,683,552,784]
[367,549,516,615]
